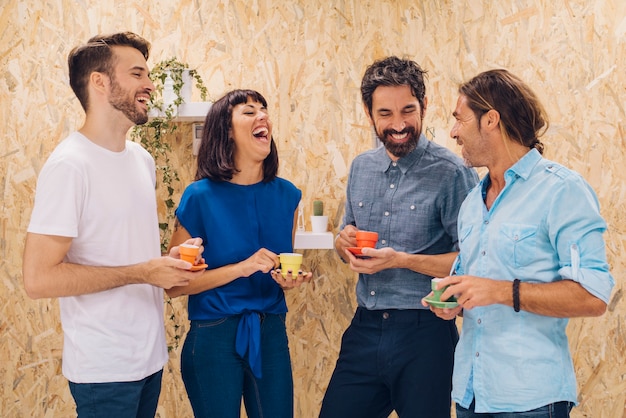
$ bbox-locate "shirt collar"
[506,148,542,180]
[376,134,428,174]
[480,148,541,198]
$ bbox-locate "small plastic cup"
[431,278,448,301]
[179,243,200,264]
[355,231,378,248]
[279,253,303,277]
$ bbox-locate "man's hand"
[335,225,358,262]
[142,256,202,289]
[344,247,398,275]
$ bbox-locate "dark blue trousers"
[320,307,458,418]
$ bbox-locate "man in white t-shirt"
[23,32,202,418]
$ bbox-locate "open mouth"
[253,127,269,141]
[137,96,150,110]
[389,131,408,142]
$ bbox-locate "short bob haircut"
[195,89,279,182]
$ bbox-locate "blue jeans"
[68,369,163,418]
[456,399,574,417]
[181,313,293,418]
[319,308,459,418]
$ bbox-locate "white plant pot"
[310,215,328,233]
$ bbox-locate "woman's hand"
[270,269,313,290]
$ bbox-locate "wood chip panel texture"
[1,1,624,417]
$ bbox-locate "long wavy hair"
[459,69,548,154]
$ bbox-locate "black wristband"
[513,278,520,312]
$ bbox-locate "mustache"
[382,126,415,137]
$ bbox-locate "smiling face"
[450,94,492,168]
[368,84,426,160]
[106,45,154,125]
[230,97,272,164]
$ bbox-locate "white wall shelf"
[294,231,334,250]
[148,102,212,122]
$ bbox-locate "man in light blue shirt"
[427,69,614,418]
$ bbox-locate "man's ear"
[421,96,428,118]
[90,71,108,95]
[483,108,501,130]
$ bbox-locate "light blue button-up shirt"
[342,134,478,309]
[452,149,614,412]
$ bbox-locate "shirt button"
[476,352,480,357]
[370,291,375,296]
[514,235,519,241]
[392,162,397,167]
[410,205,415,210]
[481,251,486,256]
[477,319,482,324]
[484,220,489,225]
[390,184,395,189]
[381,239,387,245]
[358,202,363,207]
[384,211,390,216]
[382,312,390,319]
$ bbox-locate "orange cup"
[356,231,378,248]
[179,244,200,264]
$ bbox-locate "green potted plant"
[130,58,208,351]
[131,57,208,253]
[310,199,328,233]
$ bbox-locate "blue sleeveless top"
[175,177,301,376]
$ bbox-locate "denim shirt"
[452,149,614,412]
[342,134,478,310]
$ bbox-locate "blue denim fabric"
[456,399,574,417]
[342,135,478,310]
[68,369,162,418]
[319,308,458,418]
[181,313,293,418]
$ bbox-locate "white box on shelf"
[148,101,212,122]
[294,231,334,250]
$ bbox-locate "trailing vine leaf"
[129,58,208,351]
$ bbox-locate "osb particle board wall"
[1,0,624,417]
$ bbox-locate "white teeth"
[253,127,268,137]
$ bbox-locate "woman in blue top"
[167,89,312,418]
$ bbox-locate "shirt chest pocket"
[498,224,538,268]
[352,200,379,229]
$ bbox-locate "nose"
[450,122,459,139]
[390,115,406,132]
[145,77,156,93]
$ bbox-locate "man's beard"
[377,125,420,158]
[109,78,149,125]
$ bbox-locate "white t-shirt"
[28,132,168,383]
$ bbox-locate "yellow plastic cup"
[279,253,303,277]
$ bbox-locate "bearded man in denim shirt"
[427,69,614,418]
[319,56,478,418]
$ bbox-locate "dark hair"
[195,89,279,182]
[360,56,428,116]
[68,32,150,111]
[459,69,548,154]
